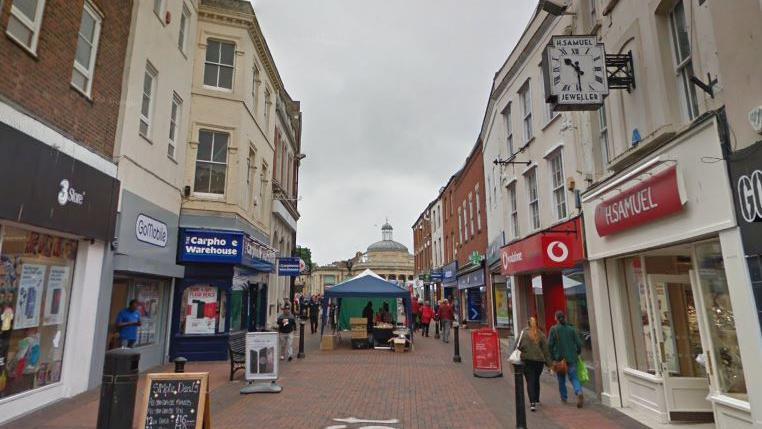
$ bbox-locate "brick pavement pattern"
[2,330,648,429]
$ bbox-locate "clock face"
[543,36,609,110]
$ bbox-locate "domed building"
[306,222,414,296]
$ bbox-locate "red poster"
[471,328,502,377]
[594,166,684,237]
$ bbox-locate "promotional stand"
[471,328,502,378]
[240,332,282,394]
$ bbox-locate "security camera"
[540,0,571,16]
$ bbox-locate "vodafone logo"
[546,240,569,263]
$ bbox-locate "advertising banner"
[494,284,512,327]
[42,266,68,326]
[277,257,302,276]
[466,288,483,321]
[14,264,45,329]
[245,331,280,381]
[184,285,218,335]
[471,328,502,377]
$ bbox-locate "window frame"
[503,103,514,155]
[70,1,102,97]
[264,87,272,128]
[526,167,540,231]
[252,64,261,114]
[193,129,229,196]
[668,1,700,121]
[203,39,235,91]
[153,0,166,23]
[6,0,46,54]
[519,80,533,144]
[598,103,610,164]
[168,92,182,159]
[468,193,474,238]
[139,63,158,139]
[475,184,482,232]
[178,4,191,54]
[508,183,519,239]
[548,150,567,220]
[458,207,463,245]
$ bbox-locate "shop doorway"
[647,274,712,421]
[248,283,268,331]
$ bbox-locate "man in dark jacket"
[308,296,320,334]
[548,310,584,408]
[277,305,296,361]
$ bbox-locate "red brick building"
[451,140,489,326]
[0,0,131,422]
[412,200,433,300]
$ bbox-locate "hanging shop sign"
[471,328,502,378]
[500,217,583,276]
[728,141,762,255]
[430,270,443,282]
[541,36,609,111]
[593,165,685,237]
[0,122,119,241]
[277,257,302,276]
[135,213,168,247]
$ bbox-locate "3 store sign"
[737,169,762,223]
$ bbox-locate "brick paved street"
[3,329,648,429]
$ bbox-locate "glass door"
[647,274,713,422]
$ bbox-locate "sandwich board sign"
[137,372,211,428]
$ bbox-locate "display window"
[108,277,168,349]
[180,285,227,335]
[229,290,246,332]
[622,256,658,374]
[493,279,513,333]
[0,225,77,398]
[562,266,593,365]
[694,242,746,400]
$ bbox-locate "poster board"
[14,264,45,329]
[471,328,502,378]
[137,372,211,429]
[184,286,218,335]
[245,331,279,381]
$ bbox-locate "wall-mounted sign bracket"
[606,51,635,92]
[690,73,718,99]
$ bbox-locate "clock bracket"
[606,50,636,93]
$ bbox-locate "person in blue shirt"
[115,299,141,348]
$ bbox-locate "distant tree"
[295,246,315,274]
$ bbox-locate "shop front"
[486,235,513,337]
[582,115,755,427]
[171,228,275,361]
[109,190,184,371]
[457,266,488,327]
[442,260,458,302]
[499,217,594,385]
[0,122,119,422]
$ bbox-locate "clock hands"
[563,58,584,90]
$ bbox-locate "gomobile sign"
[500,217,583,276]
[728,140,762,255]
[594,165,685,237]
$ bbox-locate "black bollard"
[513,361,528,429]
[174,357,187,373]
[453,322,462,363]
[434,319,440,339]
[297,318,306,358]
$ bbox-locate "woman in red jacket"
[421,301,435,337]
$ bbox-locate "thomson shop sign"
[729,141,762,255]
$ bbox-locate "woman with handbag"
[515,316,550,411]
[548,310,584,408]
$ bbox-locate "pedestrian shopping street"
[3,330,646,429]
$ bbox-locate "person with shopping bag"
[548,310,584,408]
[510,316,551,412]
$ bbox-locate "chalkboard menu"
[137,372,210,429]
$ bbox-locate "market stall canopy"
[321,270,413,339]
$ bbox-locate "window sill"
[139,133,153,145]
[154,9,166,26]
[541,113,562,131]
[167,153,178,164]
[191,192,226,201]
[70,83,94,103]
[202,84,233,93]
[6,31,39,59]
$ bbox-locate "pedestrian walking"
[420,301,434,337]
[411,297,420,332]
[517,316,551,412]
[308,296,320,334]
[115,299,141,348]
[362,301,374,344]
[438,298,454,343]
[548,310,585,408]
[277,305,296,361]
[416,298,423,332]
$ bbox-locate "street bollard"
[513,361,528,429]
[97,349,140,429]
[297,318,306,359]
[452,322,462,363]
[434,319,440,339]
[174,357,187,373]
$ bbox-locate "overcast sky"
[254,1,536,265]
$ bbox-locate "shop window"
[494,280,513,333]
[622,257,658,374]
[563,267,593,366]
[695,242,747,399]
[194,129,228,195]
[203,39,235,90]
[0,225,77,399]
[179,285,227,335]
[229,290,245,332]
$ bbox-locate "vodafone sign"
[500,218,583,276]
[594,166,684,237]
